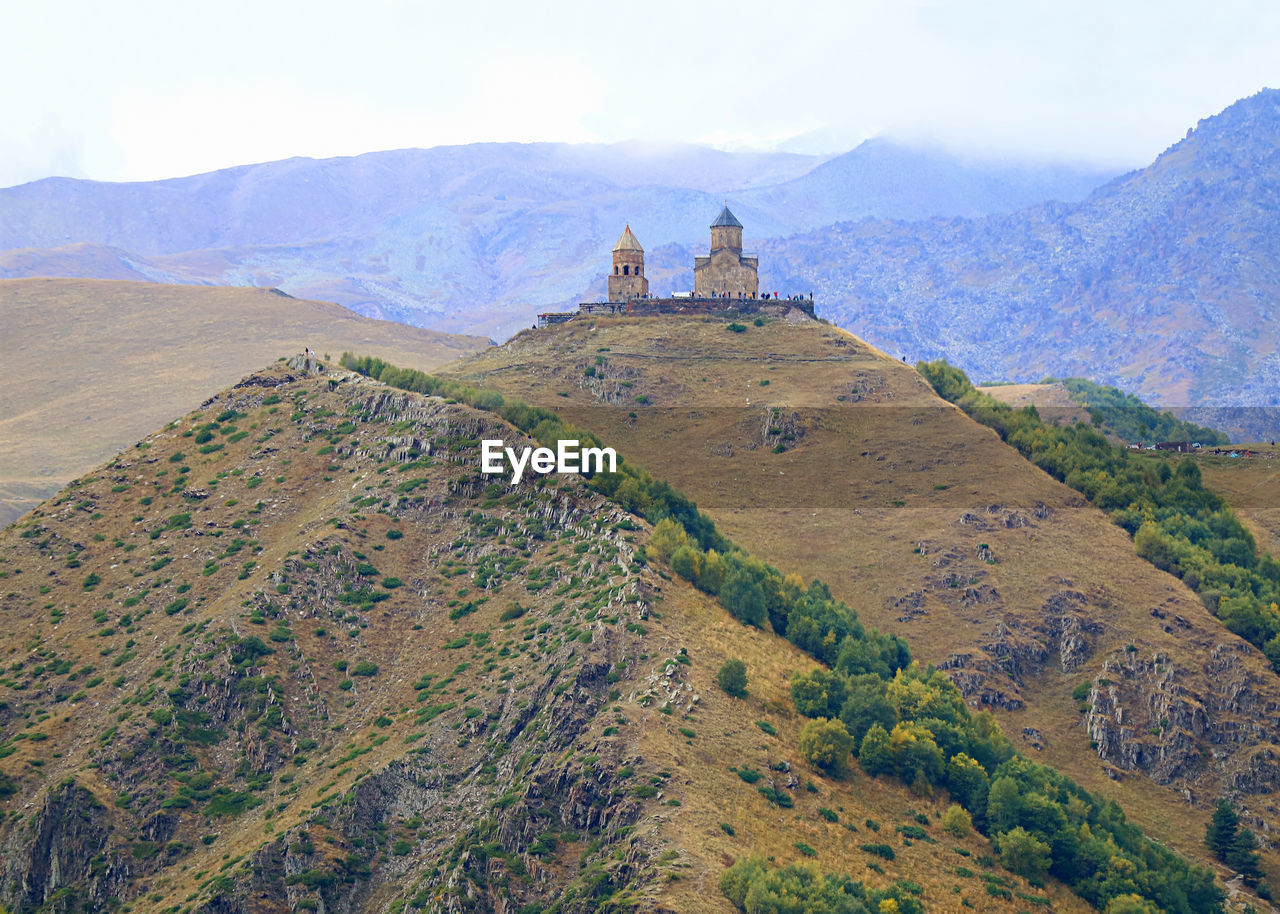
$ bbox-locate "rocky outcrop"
[1035,590,1103,673]
[1,781,123,913]
[1085,640,1280,791]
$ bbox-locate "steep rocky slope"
[0,358,1088,913]
[440,313,1280,885]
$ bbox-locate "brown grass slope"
[438,313,1280,886]
[979,383,1093,430]
[0,359,1081,913]
[1199,450,1280,560]
[0,278,488,528]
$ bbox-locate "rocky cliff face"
[0,782,121,912]
[1085,639,1280,800]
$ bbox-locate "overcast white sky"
[3,0,1278,187]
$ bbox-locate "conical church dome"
[612,225,644,253]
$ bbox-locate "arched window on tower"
[615,266,619,275]
[623,265,630,275]
[637,266,642,276]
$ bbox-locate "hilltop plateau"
[978,384,1088,423]
[440,312,1280,889]
[0,278,487,527]
[0,356,1109,913]
[1198,454,1280,561]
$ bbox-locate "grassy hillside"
[0,278,487,527]
[979,384,1098,433]
[438,313,1280,894]
[0,358,1098,913]
[979,383,1280,560]
[1186,450,1280,559]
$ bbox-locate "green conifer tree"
[1226,826,1262,885]
[1205,798,1239,861]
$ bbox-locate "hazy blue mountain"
[758,89,1280,431]
[0,139,1117,337]
[0,143,822,254]
[736,138,1116,230]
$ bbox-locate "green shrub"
[449,602,477,621]
[132,841,159,860]
[941,804,972,838]
[716,658,748,698]
[757,785,793,808]
[997,827,1050,879]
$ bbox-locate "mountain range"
[0,139,1114,341]
[754,89,1280,432]
[3,91,1280,433]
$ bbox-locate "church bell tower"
[607,225,649,301]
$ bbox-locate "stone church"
[539,204,813,325]
[693,205,759,299]
[604,205,759,303]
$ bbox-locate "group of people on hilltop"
[700,291,814,300]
